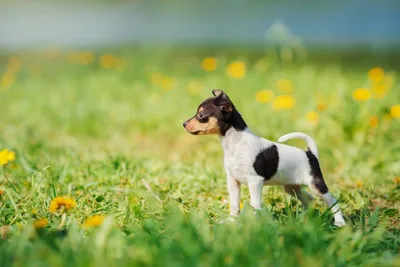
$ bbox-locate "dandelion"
[78,51,94,65]
[201,57,217,72]
[0,149,16,166]
[368,67,384,84]
[276,79,293,93]
[1,73,15,89]
[160,76,175,91]
[49,197,76,214]
[369,116,379,128]
[305,111,319,125]
[352,88,371,102]
[33,218,48,229]
[390,105,400,118]
[84,215,105,228]
[355,180,363,189]
[272,95,296,110]
[226,61,246,79]
[99,54,117,69]
[393,177,400,184]
[0,189,4,196]
[255,90,274,103]
[317,102,327,112]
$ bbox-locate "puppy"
[183,90,346,227]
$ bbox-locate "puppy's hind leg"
[283,185,313,208]
[305,151,346,227]
[306,175,346,227]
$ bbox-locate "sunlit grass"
[0,48,399,266]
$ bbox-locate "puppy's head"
[183,90,234,135]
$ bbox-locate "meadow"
[0,47,399,266]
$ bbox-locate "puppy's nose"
[183,121,188,127]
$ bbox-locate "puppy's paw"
[334,221,346,227]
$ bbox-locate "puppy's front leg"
[227,176,241,216]
[248,178,264,210]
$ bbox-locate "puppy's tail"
[277,132,319,159]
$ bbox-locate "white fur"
[220,127,346,227]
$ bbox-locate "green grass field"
[0,47,399,266]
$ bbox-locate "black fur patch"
[219,109,247,136]
[253,145,279,180]
[306,149,329,194]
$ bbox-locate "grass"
[0,47,399,266]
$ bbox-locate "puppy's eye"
[198,112,205,119]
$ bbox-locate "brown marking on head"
[184,117,220,135]
[183,89,247,136]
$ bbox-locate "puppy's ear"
[212,89,223,97]
[213,90,233,112]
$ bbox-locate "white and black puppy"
[183,90,346,227]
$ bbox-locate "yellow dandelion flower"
[390,105,400,118]
[316,94,327,111]
[0,158,8,165]
[226,61,246,79]
[99,54,117,69]
[368,67,384,84]
[272,95,296,110]
[49,197,76,214]
[393,177,400,184]
[369,116,379,128]
[0,149,15,166]
[201,57,217,72]
[160,76,175,91]
[305,111,319,125]
[84,215,105,228]
[1,73,15,88]
[78,51,94,65]
[276,79,293,93]
[255,90,274,103]
[6,57,22,73]
[0,189,4,196]
[317,102,327,112]
[5,150,15,161]
[355,180,363,189]
[33,218,48,229]
[352,88,371,102]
